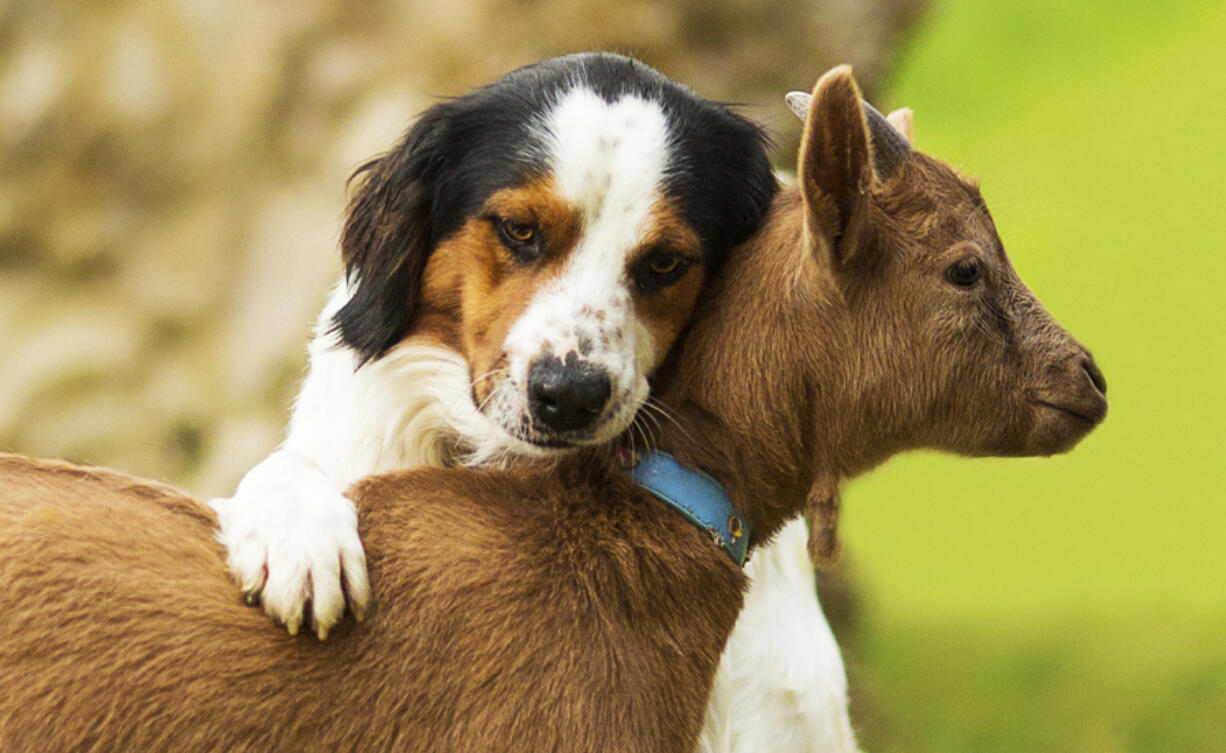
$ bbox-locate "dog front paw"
[210,452,370,639]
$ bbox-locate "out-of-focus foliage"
[853,614,1226,753]
[849,0,1226,627]
[0,0,922,494]
[840,0,1226,749]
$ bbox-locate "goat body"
[0,454,740,753]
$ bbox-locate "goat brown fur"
[0,453,738,752]
[0,66,1105,753]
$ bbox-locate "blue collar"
[623,450,750,567]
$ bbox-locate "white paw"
[210,451,370,639]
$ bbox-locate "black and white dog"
[212,51,774,636]
[212,53,859,753]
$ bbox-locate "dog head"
[334,53,776,455]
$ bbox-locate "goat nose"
[1081,357,1107,396]
[528,355,612,433]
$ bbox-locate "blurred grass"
[856,613,1226,752]
[840,0,1226,749]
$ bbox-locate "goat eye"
[635,250,693,292]
[945,258,981,287]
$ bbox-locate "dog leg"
[698,518,861,753]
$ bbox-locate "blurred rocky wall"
[0,0,924,496]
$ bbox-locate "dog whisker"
[470,368,509,389]
[632,416,654,456]
[640,397,696,446]
[634,409,662,454]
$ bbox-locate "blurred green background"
[841,0,1226,749]
[1,1,1222,751]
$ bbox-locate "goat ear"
[332,110,447,365]
[887,107,914,142]
[796,65,873,265]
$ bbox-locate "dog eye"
[647,254,680,276]
[495,219,543,262]
[945,258,981,288]
[503,220,535,243]
[635,249,693,292]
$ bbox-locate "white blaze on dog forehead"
[506,87,671,372]
[547,87,670,223]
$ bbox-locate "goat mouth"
[1031,400,1102,425]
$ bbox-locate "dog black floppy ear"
[332,109,448,365]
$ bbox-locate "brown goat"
[0,66,1105,753]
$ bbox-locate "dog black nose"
[1081,357,1107,396]
[528,355,612,433]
